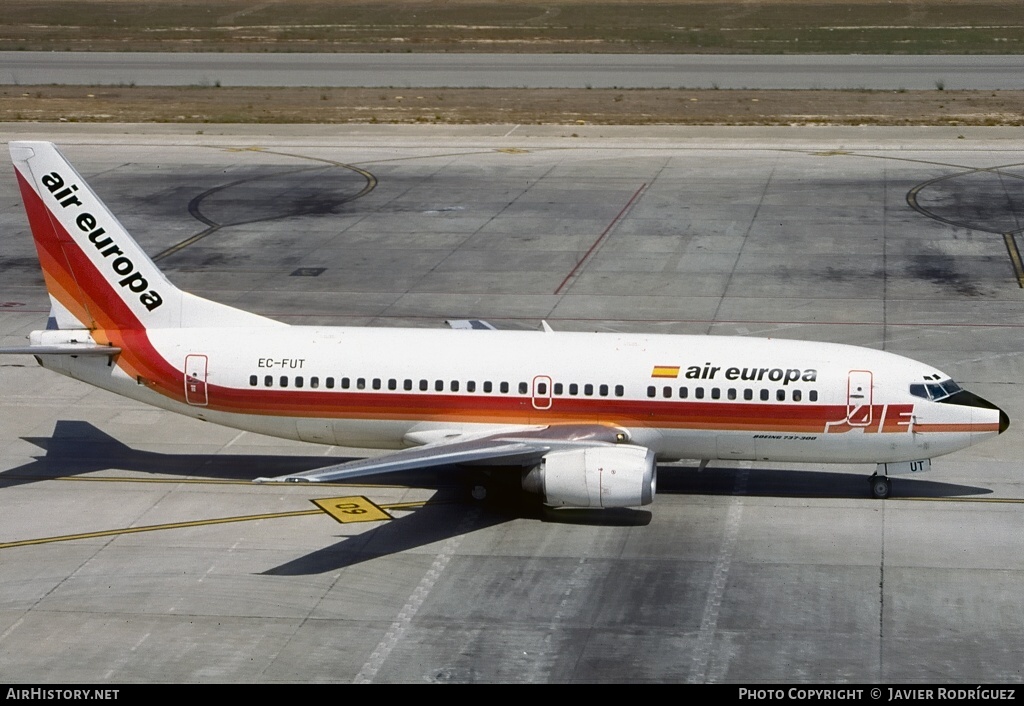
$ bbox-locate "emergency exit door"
[846,370,873,426]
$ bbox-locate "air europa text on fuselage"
[683,363,818,385]
[40,171,163,312]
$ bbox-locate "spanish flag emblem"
[651,365,680,379]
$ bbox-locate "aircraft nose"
[969,394,1008,435]
[941,389,1008,435]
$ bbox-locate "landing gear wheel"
[870,475,891,500]
[460,469,494,504]
[470,484,488,501]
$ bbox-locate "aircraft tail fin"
[10,141,279,332]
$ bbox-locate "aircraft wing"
[254,424,628,484]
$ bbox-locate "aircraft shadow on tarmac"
[6,420,376,485]
[2,421,994,574]
[657,464,994,501]
[12,421,991,499]
[264,463,996,575]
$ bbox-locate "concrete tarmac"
[0,125,1022,683]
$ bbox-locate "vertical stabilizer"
[10,141,280,331]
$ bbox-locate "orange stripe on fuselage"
[914,423,1000,433]
[190,385,917,436]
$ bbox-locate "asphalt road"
[2,52,1023,89]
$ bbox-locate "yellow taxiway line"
[0,476,433,550]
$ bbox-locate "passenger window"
[537,382,547,395]
[727,388,736,400]
[679,387,688,399]
[280,376,288,388]
[810,390,818,402]
[500,382,509,393]
[776,389,785,401]
[599,384,608,397]
[451,380,460,392]
[760,389,769,401]
[341,377,350,389]
[484,381,493,393]
[435,380,444,392]
[585,384,594,396]
[326,377,335,389]
[647,386,656,398]
[519,382,528,394]
[404,379,412,391]
[793,389,802,402]
[570,383,579,395]
[249,375,257,386]
[387,379,396,391]
[554,383,563,395]
[264,375,273,387]
[310,377,319,389]
[744,389,752,401]
[711,388,720,400]
[356,378,365,390]
[420,379,428,391]
[695,388,705,399]
[615,385,624,397]
[467,381,476,392]
[372,378,381,390]
[295,377,304,388]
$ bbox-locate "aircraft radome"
[1,142,1009,506]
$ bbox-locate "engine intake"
[522,445,656,508]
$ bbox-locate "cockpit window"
[910,379,962,401]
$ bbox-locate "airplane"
[0,141,1009,506]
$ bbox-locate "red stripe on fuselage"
[191,382,924,435]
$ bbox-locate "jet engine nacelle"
[522,445,657,508]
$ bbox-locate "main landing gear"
[869,474,891,500]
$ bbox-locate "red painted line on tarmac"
[554,183,646,295]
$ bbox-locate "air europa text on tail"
[41,171,163,311]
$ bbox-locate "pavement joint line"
[354,506,481,683]
[689,465,749,684]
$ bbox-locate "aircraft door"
[532,375,553,410]
[846,370,873,426]
[184,354,209,407]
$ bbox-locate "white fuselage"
[39,326,1002,465]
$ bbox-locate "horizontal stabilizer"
[0,344,121,356]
